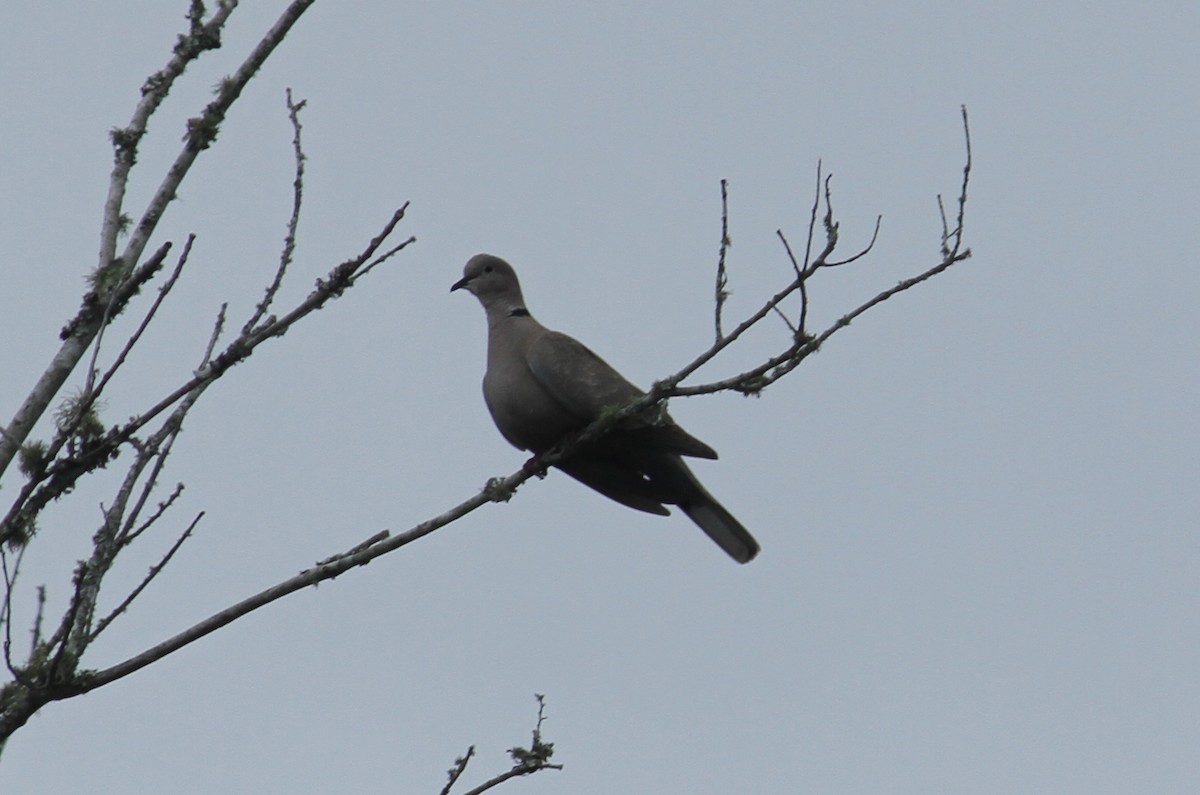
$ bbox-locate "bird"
[452,253,760,563]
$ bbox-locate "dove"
[452,253,759,563]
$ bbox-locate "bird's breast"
[482,364,579,452]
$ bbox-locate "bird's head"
[451,254,528,316]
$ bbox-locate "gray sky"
[1,2,1197,792]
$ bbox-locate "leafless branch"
[440,746,476,795]
[32,184,405,667]
[1,546,27,676]
[0,208,413,550]
[800,160,822,273]
[243,89,308,336]
[0,97,971,752]
[713,179,732,341]
[776,228,809,336]
[442,695,562,795]
[457,764,563,795]
[770,302,800,337]
[10,241,176,500]
[0,1,425,748]
[200,304,229,370]
[940,104,973,259]
[315,530,390,566]
[122,482,185,547]
[92,511,204,641]
[0,0,316,481]
[669,111,971,398]
[28,587,45,664]
[825,214,882,267]
[92,236,197,406]
[791,161,824,333]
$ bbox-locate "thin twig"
[47,562,89,683]
[440,747,475,795]
[457,764,563,795]
[355,235,417,282]
[122,482,185,547]
[770,304,799,337]
[800,161,822,274]
[713,179,731,341]
[29,586,45,662]
[937,194,951,257]
[243,89,307,336]
[951,105,972,255]
[200,304,229,369]
[776,230,809,336]
[810,173,840,270]
[92,511,204,640]
[824,214,882,267]
[1,546,26,676]
[91,235,196,404]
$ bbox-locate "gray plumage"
[452,253,760,564]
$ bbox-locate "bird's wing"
[526,330,718,459]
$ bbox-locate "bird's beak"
[450,275,471,293]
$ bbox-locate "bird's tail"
[680,496,760,564]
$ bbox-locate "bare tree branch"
[91,511,204,641]
[0,0,429,753]
[441,695,562,795]
[440,746,476,795]
[0,79,973,761]
[90,236,197,407]
[713,179,732,341]
[0,0,316,481]
[0,208,413,549]
[243,89,308,336]
[98,1,238,272]
[122,481,186,547]
[941,104,973,259]
[0,546,28,678]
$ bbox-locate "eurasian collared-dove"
[452,253,760,564]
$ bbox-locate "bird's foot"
[522,455,549,479]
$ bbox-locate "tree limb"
[0,0,316,481]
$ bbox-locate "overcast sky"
[1,2,1197,793]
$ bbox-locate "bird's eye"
[483,264,494,273]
